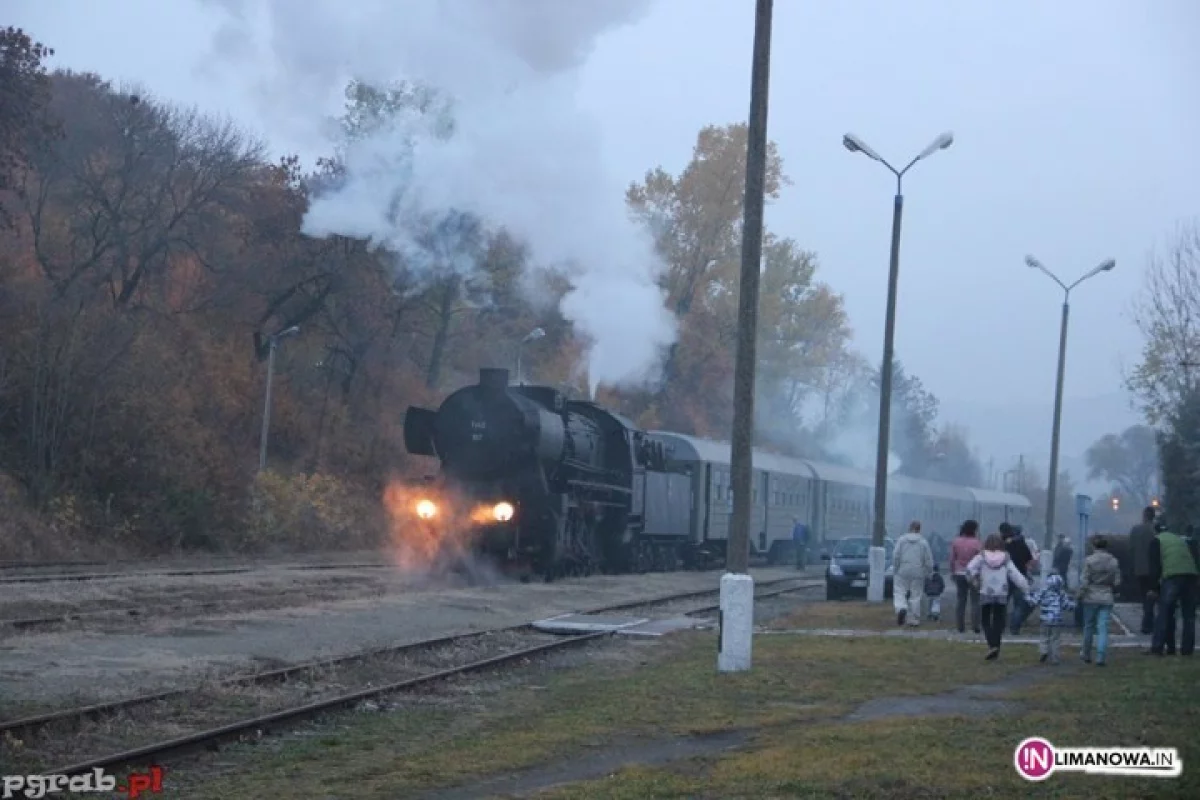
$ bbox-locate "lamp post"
[843,130,954,603]
[1026,255,1116,551]
[515,327,545,385]
[258,325,301,473]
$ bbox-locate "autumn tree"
[925,424,985,488]
[1127,219,1200,424]
[624,123,853,440]
[0,27,59,227]
[1084,424,1160,509]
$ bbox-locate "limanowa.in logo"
[1014,737,1183,781]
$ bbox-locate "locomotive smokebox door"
[403,407,438,456]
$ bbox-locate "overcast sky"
[10,0,1198,491]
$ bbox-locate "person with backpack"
[966,533,1030,660]
[1078,535,1121,666]
[949,520,983,634]
[892,520,934,627]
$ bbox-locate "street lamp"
[1025,254,1116,551]
[515,327,545,385]
[843,130,954,603]
[258,325,301,473]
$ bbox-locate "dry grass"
[541,652,1200,799]
[175,632,1033,798]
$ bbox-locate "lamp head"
[842,133,883,162]
[917,131,954,160]
[1024,255,1044,271]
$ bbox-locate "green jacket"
[1149,531,1200,585]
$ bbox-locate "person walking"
[1052,534,1074,586]
[924,564,946,621]
[1078,535,1121,666]
[1145,522,1200,657]
[1130,506,1158,635]
[949,520,983,634]
[792,518,810,570]
[966,533,1030,660]
[1026,573,1075,665]
[892,520,934,627]
[1002,523,1036,635]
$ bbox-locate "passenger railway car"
[647,432,1031,566]
[402,369,1032,579]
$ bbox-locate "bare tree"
[1127,219,1200,424]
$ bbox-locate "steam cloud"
[198,0,676,390]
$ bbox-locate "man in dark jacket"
[1002,523,1036,634]
[1145,524,1200,657]
[1052,534,1073,583]
[1130,506,1158,634]
[792,518,809,569]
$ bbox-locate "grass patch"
[179,631,1030,798]
[769,599,1122,635]
[542,653,1200,799]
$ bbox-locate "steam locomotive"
[403,368,1032,580]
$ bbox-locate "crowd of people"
[852,509,1198,663]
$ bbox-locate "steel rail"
[46,577,821,776]
[5,577,818,744]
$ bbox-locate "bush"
[241,470,381,553]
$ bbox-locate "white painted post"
[867,546,886,603]
[718,572,755,672]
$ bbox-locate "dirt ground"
[0,565,806,711]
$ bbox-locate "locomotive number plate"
[851,579,867,588]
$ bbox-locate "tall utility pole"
[258,325,301,473]
[842,130,953,603]
[1025,255,1116,550]
[720,0,773,674]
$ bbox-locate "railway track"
[0,575,820,777]
[0,563,400,586]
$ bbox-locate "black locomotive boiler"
[403,368,694,580]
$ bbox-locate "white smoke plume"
[824,423,904,476]
[197,0,676,390]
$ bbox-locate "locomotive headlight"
[492,502,514,522]
[416,499,438,520]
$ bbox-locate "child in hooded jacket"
[1026,573,1075,664]
[924,564,945,621]
[966,533,1030,660]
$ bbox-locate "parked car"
[822,536,894,600]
